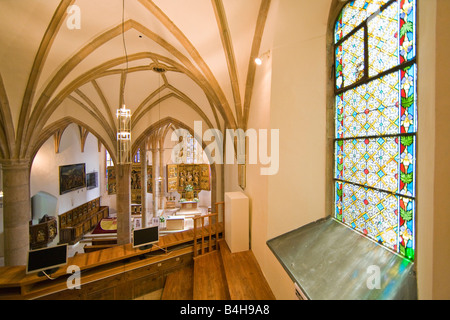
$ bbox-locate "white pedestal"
[224,192,249,253]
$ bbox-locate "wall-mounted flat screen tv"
[59,163,86,195]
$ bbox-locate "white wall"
[265,0,331,299]
[268,0,331,240]
[30,123,101,243]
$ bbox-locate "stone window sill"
[266,216,417,300]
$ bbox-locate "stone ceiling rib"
[211,0,243,128]
[137,0,237,130]
[32,116,117,165]
[129,19,226,126]
[91,79,116,132]
[66,95,115,144]
[0,1,274,163]
[30,51,217,152]
[16,0,74,159]
[0,73,14,158]
[23,18,226,156]
[243,0,272,128]
[73,88,116,141]
[22,20,135,158]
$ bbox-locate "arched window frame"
[331,0,417,261]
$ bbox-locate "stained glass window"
[134,148,141,163]
[106,150,114,178]
[175,132,202,164]
[334,0,416,261]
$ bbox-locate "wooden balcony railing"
[192,202,225,257]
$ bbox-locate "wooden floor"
[193,250,230,300]
[219,241,275,300]
[161,240,275,300]
[161,267,194,300]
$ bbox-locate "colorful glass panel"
[335,94,345,139]
[399,0,416,64]
[340,72,399,138]
[336,28,365,89]
[337,66,417,139]
[334,0,416,260]
[337,137,399,193]
[368,1,399,76]
[335,182,415,259]
[398,196,415,260]
[335,135,415,195]
[335,0,390,43]
[400,64,417,134]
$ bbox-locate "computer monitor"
[133,226,159,250]
[26,244,68,276]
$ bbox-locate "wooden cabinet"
[29,216,58,250]
[58,198,109,244]
[32,248,193,300]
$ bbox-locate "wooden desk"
[0,223,223,300]
[0,243,191,300]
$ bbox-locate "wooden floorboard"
[219,241,275,300]
[193,251,230,300]
[161,266,194,300]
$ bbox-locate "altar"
[180,201,198,210]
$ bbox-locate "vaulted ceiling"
[0,0,272,162]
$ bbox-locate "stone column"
[159,137,165,209]
[151,142,158,216]
[1,159,31,266]
[140,142,148,227]
[116,163,131,245]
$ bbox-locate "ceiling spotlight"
[255,50,271,66]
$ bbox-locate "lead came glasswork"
[368,1,399,77]
[335,0,390,43]
[339,72,400,138]
[336,137,399,193]
[334,0,416,261]
[399,0,416,64]
[336,67,416,139]
[336,28,365,89]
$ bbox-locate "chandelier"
[116,104,131,164]
[117,0,131,165]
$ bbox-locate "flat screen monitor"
[133,226,159,250]
[26,244,68,276]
